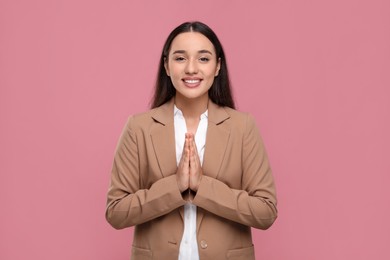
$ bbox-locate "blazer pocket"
[131,245,152,260]
[227,245,255,260]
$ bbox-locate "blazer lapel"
[151,108,186,221]
[150,99,177,178]
[202,101,231,180]
[197,100,231,231]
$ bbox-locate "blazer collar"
[151,98,175,126]
[151,98,230,126]
[207,99,231,125]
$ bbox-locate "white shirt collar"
[174,105,208,120]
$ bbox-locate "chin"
[176,91,209,101]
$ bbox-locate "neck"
[174,94,208,119]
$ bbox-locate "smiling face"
[164,32,221,104]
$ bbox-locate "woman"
[106,21,277,260]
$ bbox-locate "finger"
[191,137,199,157]
[189,147,196,166]
[189,139,201,165]
[177,137,190,173]
[184,147,190,164]
[182,134,188,153]
[180,134,190,161]
[185,133,193,155]
[186,137,192,160]
[189,148,202,173]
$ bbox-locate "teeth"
[184,79,200,84]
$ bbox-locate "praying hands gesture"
[176,133,203,193]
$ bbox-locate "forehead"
[170,32,215,53]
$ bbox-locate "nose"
[185,58,198,74]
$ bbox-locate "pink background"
[1,0,389,259]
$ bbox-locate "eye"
[174,56,186,62]
[199,57,210,62]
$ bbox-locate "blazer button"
[200,240,208,249]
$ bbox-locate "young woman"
[106,21,277,260]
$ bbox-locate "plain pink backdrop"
[1,0,389,259]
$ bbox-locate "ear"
[215,58,221,77]
[164,57,170,76]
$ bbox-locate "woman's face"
[165,32,220,103]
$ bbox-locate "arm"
[192,114,277,229]
[105,117,185,229]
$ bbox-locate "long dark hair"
[150,21,235,109]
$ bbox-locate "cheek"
[168,64,181,77]
[208,67,219,79]
[168,67,182,87]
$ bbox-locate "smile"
[183,79,201,84]
[182,78,202,88]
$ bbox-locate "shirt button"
[200,240,208,249]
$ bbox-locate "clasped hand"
[176,133,203,194]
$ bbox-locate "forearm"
[193,175,277,229]
[106,174,185,229]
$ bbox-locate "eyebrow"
[172,49,213,55]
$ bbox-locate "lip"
[182,77,202,88]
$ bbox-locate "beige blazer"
[106,99,277,260]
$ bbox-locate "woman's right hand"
[176,134,190,193]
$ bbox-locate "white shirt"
[174,105,208,260]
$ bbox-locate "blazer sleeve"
[105,117,185,229]
[192,114,278,230]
